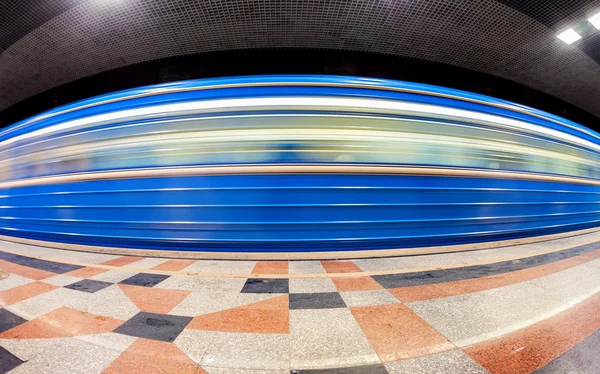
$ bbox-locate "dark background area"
[0,48,597,130]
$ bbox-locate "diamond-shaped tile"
[119,273,170,288]
[113,312,192,342]
[241,278,289,294]
[64,279,113,293]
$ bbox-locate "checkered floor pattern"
[2,232,600,373]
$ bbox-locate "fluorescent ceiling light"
[557,28,582,44]
[589,12,600,30]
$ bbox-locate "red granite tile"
[103,338,206,374]
[243,294,289,310]
[0,306,124,339]
[332,276,383,292]
[102,256,144,267]
[187,295,289,334]
[151,260,196,271]
[389,283,452,302]
[391,247,600,302]
[351,304,454,361]
[66,267,109,278]
[321,260,362,273]
[252,261,289,274]
[187,311,225,331]
[464,290,600,374]
[0,259,55,280]
[119,284,191,314]
[221,308,289,334]
[0,281,58,307]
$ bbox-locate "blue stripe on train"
[1,174,599,252]
[3,75,600,147]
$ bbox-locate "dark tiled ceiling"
[0,0,85,50]
[1,0,600,121]
[579,32,600,64]
[495,0,595,27]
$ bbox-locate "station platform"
[2,229,600,373]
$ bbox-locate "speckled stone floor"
[2,230,600,373]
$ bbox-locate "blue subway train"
[1,75,600,252]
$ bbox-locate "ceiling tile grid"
[0,0,600,118]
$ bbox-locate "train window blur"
[2,107,600,180]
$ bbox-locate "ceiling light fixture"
[556,28,582,44]
[589,12,600,30]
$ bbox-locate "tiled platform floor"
[2,231,600,373]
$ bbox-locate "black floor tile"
[372,241,600,289]
[289,292,346,309]
[113,312,192,342]
[241,278,289,294]
[0,251,82,274]
[0,309,27,334]
[64,279,113,293]
[292,363,389,373]
[119,273,170,287]
[0,346,24,373]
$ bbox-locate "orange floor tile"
[102,256,144,267]
[0,259,55,280]
[119,284,191,314]
[66,267,109,278]
[0,307,124,339]
[221,308,289,334]
[187,311,225,331]
[103,338,206,374]
[151,259,196,271]
[351,304,455,361]
[0,281,58,307]
[464,290,600,374]
[252,261,289,274]
[188,295,289,334]
[332,276,383,291]
[391,247,600,302]
[321,260,362,273]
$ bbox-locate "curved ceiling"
[1,0,600,120]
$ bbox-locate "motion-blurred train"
[1,75,599,252]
